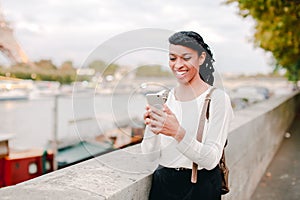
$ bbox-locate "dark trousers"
[149,166,222,200]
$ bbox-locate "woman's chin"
[176,77,190,85]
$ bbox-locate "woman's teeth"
[176,71,187,75]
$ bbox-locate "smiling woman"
[141,31,234,200]
[168,31,215,86]
[168,45,205,85]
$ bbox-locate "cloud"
[0,0,271,74]
[182,20,227,43]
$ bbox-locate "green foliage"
[0,60,78,84]
[34,59,57,70]
[105,64,119,76]
[59,60,75,72]
[285,60,300,83]
[225,0,300,82]
[88,60,106,72]
[88,60,119,76]
[136,65,172,77]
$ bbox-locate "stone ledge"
[0,91,299,200]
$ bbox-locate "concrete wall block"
[108,175,152,200]
[0,184,105,200]
[222,92,298,200]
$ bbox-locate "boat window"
[45,161,51,171]
[28,162,38,174]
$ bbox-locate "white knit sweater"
[141,87,234,170]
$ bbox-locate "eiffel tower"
[0,7,29,64]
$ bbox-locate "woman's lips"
[175,70,187,78]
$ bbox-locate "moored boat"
[0,80,32,101]
[0,89,29,101]
[0,134,54,188]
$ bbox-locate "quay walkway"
[251,111,300,200]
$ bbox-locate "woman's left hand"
[148,104,185,141]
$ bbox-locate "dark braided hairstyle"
[168,31,215,86]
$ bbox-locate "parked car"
[231,97,249,110]
[229,86,271,105]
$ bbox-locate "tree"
[88,60,106,72]
[0,60,77,84]
[88,60,120,76]
[225,0,300,85]
[135,65,172,77]
[34,59,57,70]
[59,60,75,72]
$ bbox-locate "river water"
[0,92,147,150]
[1,77,292,150]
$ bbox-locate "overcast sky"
[0,0,273,74]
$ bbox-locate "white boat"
[29,81,61,99]
[0,80,32,101]
[0,89,29,101]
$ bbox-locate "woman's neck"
[175,78,210,101]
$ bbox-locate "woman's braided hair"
[168,31,215,86]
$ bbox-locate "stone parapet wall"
[0,92,299,200]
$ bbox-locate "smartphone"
[146,93,165,110]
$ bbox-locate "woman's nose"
[174,58,184,69]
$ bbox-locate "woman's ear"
[198,52,206,66]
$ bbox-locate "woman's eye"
[169,57,176,61]
[183,57,191,61]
